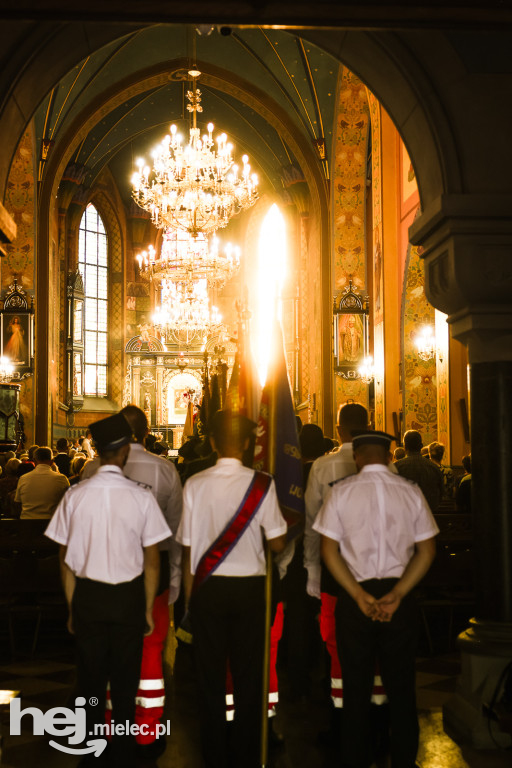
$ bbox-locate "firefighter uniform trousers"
[107,590,169,743]
[321,593,386,708]
[225,602,284,721]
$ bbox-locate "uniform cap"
[352,430,396,450]
[89,413,133,452]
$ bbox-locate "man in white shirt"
[80,405,183,758]
[15,446,69,518]
[304,402,368,708]
[177,410,287,768]
[314,430,438,768]
[118,404,182,758]
[45,413,171,768]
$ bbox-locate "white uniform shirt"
[313,463,439,582]
[45,465,171,584]
[81,444,183,601]
[304,443,357,597]
[176,458,287,577]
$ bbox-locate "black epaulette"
[127,477,152,491]
[328,474,353,488]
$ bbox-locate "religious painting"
[174,388,189,413]
[1,312,33,367]
[337,313,364,364]
[334,280,369,380]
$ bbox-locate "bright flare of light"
[255,204,287,386]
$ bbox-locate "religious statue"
[139,323,151,343]
[144,392,151,422]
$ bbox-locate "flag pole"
[260,336,277,768]
[260,542,272,768]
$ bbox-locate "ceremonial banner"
[253,320,304,539]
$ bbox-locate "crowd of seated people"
[0,429,176,520]
[0,437,94,519]
[0,428,471,523]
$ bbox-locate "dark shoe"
[135,736,167,760]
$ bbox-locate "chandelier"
[152,278,222,338]
[136,230,240,288]
[131,69,258,237]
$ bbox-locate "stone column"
[132,356,141,409]
[155,357,164,427]
[410,195,512,749]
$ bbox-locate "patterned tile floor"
[1,623,511,768]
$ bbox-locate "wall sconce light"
[0,356,14,383]
[415,325,436,362]
[358,355,375,384]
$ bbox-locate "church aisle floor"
[0,630,510,768]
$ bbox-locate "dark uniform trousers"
[190,575,265,768]
[280,538,321,698]
[335,578,419,768]
[73,574,146,767]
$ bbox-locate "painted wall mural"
[332,68,370,416]
[402,243,438,441]
[3,128,35,444]
[367,91,385,429]
[435,308,450,452]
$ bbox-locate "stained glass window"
[78,204,108,397]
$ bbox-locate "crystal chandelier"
[131,69,258,237]
[136,230,240,289]
[152,278,222,337]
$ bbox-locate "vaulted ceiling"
[34,25,341,206]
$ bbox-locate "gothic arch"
[1,27,457,210]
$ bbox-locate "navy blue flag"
[253,320,304,539]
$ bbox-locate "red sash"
[192,471,272,596]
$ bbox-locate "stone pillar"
[132,357,141,409]
[155,357,164,427]
[410,195,512,749]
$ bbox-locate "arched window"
[78,204,108,397]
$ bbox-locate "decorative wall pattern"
[299,215,310,413]
[435,309,450,451]
[331,69,370,416]
[402,243,437,441]
[3,128,36,444]
[367,91,385,429]
[332,69,369,293]
[3,130,35,291]
[306,208,325,425]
